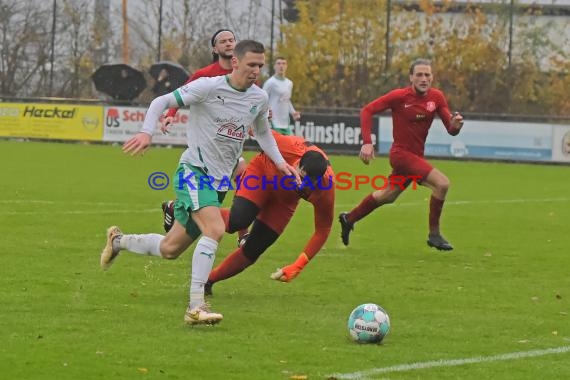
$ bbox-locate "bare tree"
[128,0,229,70]
[54,0,96,98]
[127,0,274,72]
[0,0,52,96]
[0,0,277,98]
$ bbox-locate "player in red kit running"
[339,58,464,251]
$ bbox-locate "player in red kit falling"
[339,58,464,251]
[206,130,335,294]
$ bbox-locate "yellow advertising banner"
[0,103,103,141]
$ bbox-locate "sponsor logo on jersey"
[214,116,243,124]
[217,123,245,141]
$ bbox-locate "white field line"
[0,209,157,216]
[336,197,569,209]
[1,197,568,215]
[0,200,127,206]
[0,199,155,215]
[329,345,570,379]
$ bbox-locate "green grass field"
[1,139,569,380]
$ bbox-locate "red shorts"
[236,155,299,234]
[389,149,433,187]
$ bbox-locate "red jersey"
[188,61,232,81]
[164,62,232,118]
[361,87,459,157]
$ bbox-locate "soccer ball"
[347,303,390,343]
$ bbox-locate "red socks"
[208,248,253,283]
[347,194,379,224]
[347,193,445,235]
[429,195,445,235]
[220,208,231,233]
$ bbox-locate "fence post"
[49,0,56,97]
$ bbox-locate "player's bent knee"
[201,226,225,242]
[437,178,450,193]
[228,217,250,233]
[242,221,279,262]
[159,242,184,260]
[161,251,181,260]
[242,245,262,262]
[373,189,400,205]
[228,197,259,233]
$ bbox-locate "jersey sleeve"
[172,77,210,108]
[435,90,460,136]
[288,80,297,114]
[360,90,399,144]
[141,92,180,135]
[251,95,271,135]
[164,75,195,118]
[271,130,304,156]
[252,96,285,165]
[302,184,335,258]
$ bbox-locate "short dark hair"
[233,40,265,59]
[210,29,235,62]
[409,58,431,75]
[274,56,287,62]
[299,151,328,181]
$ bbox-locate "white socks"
[115,233,219,310]
[189,236,218,309]
[119,234,164,257]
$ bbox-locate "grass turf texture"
[1,140,569,379]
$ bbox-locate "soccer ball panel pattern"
[347,303,390,343]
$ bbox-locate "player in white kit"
[262,57,300,135]
[100,40,299,325]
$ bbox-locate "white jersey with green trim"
[262,75,296,129]
[173,75,268,189]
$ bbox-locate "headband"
[211,29,235,47]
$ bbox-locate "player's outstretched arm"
[271,253,309,282]
[123,93,178,156]
[159,75,195,131]
[254,114,301,184]
[271,190,334,282]
[123,132,152,156]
